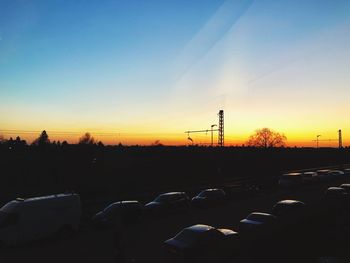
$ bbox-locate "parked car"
[272,200,306,217]
[163,224,238,263]
[316,170,331,181]
[145,192,190,215]
[0,193,81,246]
[324,187,347,201]
[323,187,350,214]
[191,188,226,208]
[301,172,319,184]
[339,184,350,194]
[327,170,345,180]
[278,173,303,188]
[239,212,277,238]
[272,200,308,230]
[342,168,350,175]
[92,200,143,228]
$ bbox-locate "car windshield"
[155,194,180,203]
[247,213,272,222]
[103,203,121,213]
[174,229,201,245]
[198,190,223,198]
[198,191,210,197]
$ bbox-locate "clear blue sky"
[1,0,350,145]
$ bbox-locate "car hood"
[164,238,190,250]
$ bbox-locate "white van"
[0,193,81,246]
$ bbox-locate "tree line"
[0,128,287,148]
[0,131,105,148]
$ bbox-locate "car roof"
[112,200,139,205]
[203,188,221,192]
[283,172,302,176]
[19,193,78,202]
[303,171,316,174]
[276,200,304,205]
[340,184,350,188]
[185,224,214,233]
[327,187,344,191]
[120,200,139,204]
[249,212,274,217]
[160,192,185,196]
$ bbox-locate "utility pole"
[218,110,224,147]
[339,129,343,149]
[211,124,217,146]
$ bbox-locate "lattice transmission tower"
[218,110,224,147]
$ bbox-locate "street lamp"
[211,124,217,146]
[316,135,321,149]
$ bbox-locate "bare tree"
[247,128,286,148]
[79,132,95,145]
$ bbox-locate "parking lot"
[1,168,350,263]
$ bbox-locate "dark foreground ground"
[0,145,349,200]
[1,146,350,262]
[1,176,350,263]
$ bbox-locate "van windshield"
[104,203,122,214]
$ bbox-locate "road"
[0,177,349,263]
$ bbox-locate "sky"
[1,0,350,146]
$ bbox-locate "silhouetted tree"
[247,128,286,148]
[78,132,95,145]
[0,134,4,144]
[14,136,27,148]
[32,130,50,146]
[6,137,14,149]
[97,141,104,147]
[62,140,69,146]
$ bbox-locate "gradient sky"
[1,0,350,146]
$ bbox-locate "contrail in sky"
[173,0,254,83]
